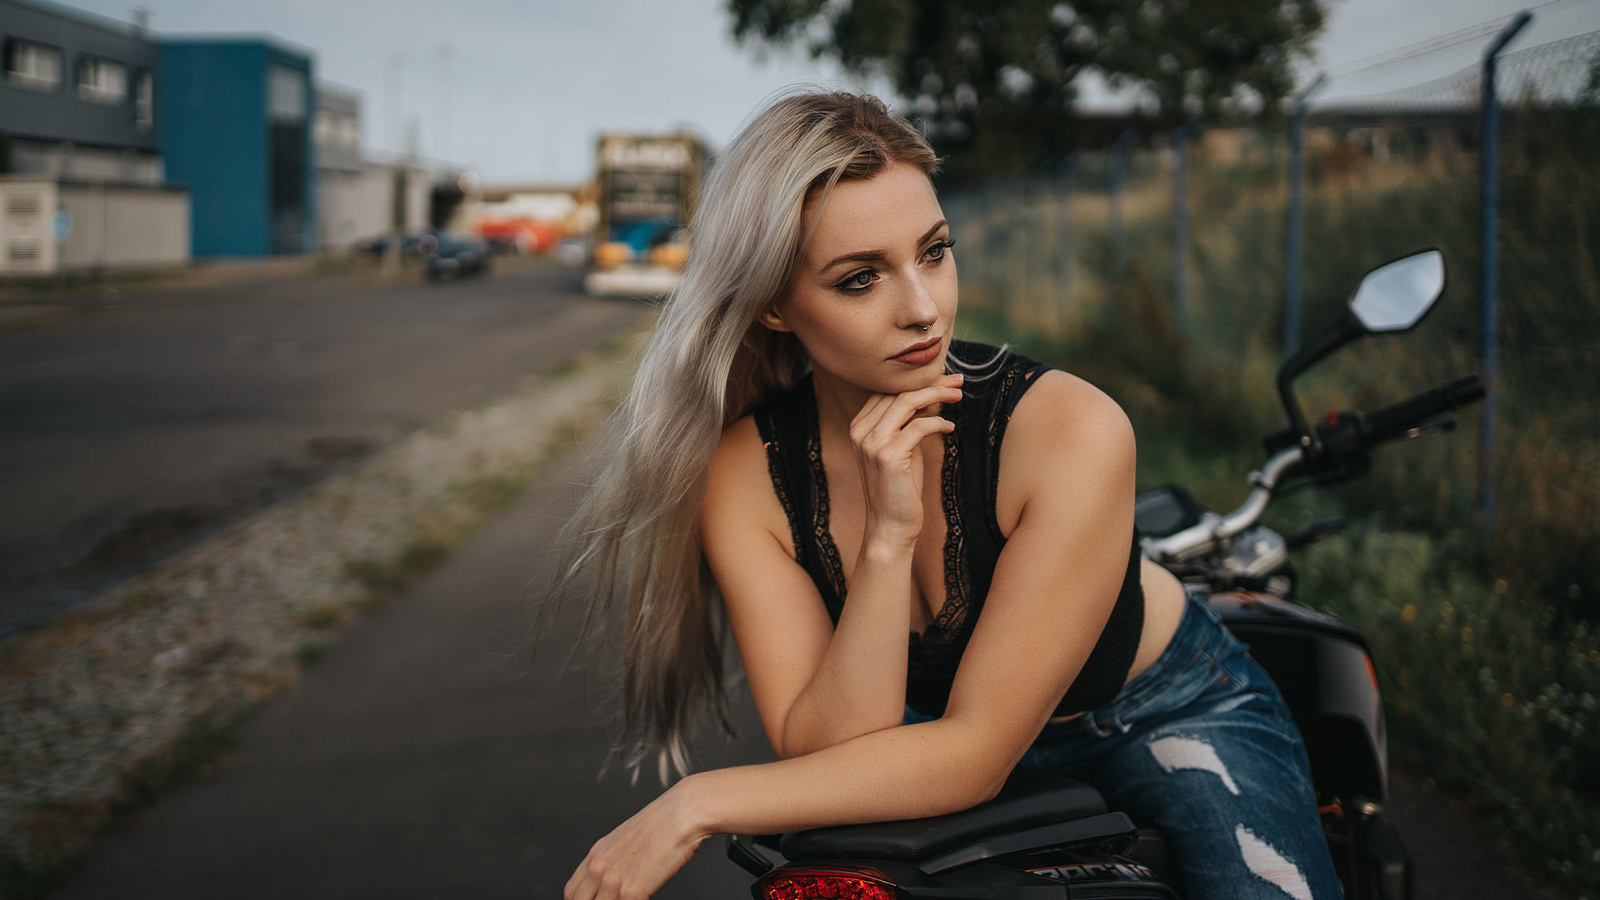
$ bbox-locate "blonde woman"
[560,90,1339,900]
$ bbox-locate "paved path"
[49,451,775,900]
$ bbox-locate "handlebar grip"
[1365,376,1485,443]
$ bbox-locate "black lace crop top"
[751,340,1145,719]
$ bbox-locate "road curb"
[0,334,639,892]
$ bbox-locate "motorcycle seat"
[780,769,1108,862]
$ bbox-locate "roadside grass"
[953,123,1599,889]
[957,186,1600,890]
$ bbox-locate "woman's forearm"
[682,716,1009,840]
[565,716,1018,900]
[777,538,918,757]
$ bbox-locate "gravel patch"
[0,340,635,886]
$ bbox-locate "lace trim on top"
[986,364,1040,540]
[805,390,850,608]
[762,437,805,569]
[800,383,971,649]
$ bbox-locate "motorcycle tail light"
[755,866,899,900]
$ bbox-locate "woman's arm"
[702,378,963,758]
[568,372,1138,900]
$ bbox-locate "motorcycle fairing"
[1211,593,1388,802]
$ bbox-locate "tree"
[728,0,1326,179]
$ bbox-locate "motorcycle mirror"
[1349,250,1445,333]
[1276,249,1447,459]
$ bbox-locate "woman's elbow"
[777,716,904,760]
[935,719,1029,809]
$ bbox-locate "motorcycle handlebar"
[1363,376,1485,444]
[1147,375,1483,564]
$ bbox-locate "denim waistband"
[1040,585,1236,739]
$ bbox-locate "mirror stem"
[1276,310,1364,454]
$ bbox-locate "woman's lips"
[891,335,943,366]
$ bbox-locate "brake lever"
[1389,414,1456,442]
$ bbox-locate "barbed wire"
[1313,0,1592,84]
[1310,29,1600,112]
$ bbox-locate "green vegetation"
[954,116,1600,891]
[727,0,1326,182]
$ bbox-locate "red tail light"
[755,867,899,900]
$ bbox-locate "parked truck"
[583,132,704,297]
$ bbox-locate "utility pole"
[384,52,408,278]
[435,43,452,164]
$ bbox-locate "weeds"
[953,121,1600,890]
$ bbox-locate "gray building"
[1,0,187,274]
[315,82,383,250]
[1,0,163,183]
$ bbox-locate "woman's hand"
[564,781,709,900]
[848,372,963,548]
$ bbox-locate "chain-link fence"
[946,26,1600,888]
[948,26,1600,613]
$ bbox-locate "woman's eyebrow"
[817,219,950,273]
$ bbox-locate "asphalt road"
[49,451,776,900]
[0,263,652,636]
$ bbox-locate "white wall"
[319,162,434,250]
[56,182,189,270]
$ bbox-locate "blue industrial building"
[159,39,316,256]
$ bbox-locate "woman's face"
[762,161,957,396]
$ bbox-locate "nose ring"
[918,323,932,332]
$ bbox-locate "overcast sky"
[57,0,1600,183]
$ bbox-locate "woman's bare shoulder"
[703,413,792,554]
[1012,368,1132,443]
[994,368,1135,533]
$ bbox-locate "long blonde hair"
[558,90,939,781]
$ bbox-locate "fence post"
[1479,11,1532,540]
[980,178,997,306]
[1284,73,1326,359]
[1172,115,1199,332]
[1057,152,1078,333]
[1108,128,1134,304]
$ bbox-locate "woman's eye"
[924,239,956,262]
[837,270,876,291]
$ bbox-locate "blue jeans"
[916,590,1342,899]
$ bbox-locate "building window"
[315,108,334,146]
[3,39,63,92]
[135,69,154,132]
[78,56,127,104]
[338,114,360,150]
[268,65,307,122]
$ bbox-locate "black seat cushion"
[780,769,1107,862]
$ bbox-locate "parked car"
[424,234,489,280]
[352,230,439,259]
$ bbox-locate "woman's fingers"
[850,374,963,446]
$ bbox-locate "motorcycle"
[724,250,1485,899]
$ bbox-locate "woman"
[559,90,1339,900]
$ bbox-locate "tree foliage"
[728,0,1326,178]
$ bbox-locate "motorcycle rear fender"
[757,853,1178,900]
[756,857,1063,900]
[1210,593,1388,802]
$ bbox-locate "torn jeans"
[978,589,1340,899]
